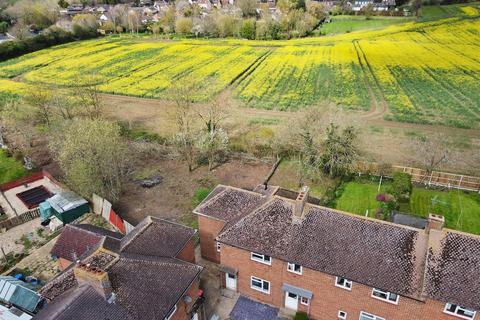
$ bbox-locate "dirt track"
[101,93,480,138]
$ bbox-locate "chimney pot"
[426,213,445,233]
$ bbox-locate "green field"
[0,149,28,184]
[320,15,413,35]
[0,4,479,128]
[335,180,480,234]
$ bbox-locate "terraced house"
[194,184,480,320]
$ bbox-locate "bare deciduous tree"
[411,134,451,176]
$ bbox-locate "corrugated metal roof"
[47,192,88,213]
[0,276,42,313]
[0,305,32,320]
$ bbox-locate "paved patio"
[230,296,281,320]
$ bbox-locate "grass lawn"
[320,15,412,35]
[0,149,28,184]
[334,180,480,234]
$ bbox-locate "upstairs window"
[371,288,399,304]
[287,262,302,275]
[216,241,221,252]
[251,252,272,265]
[250,276,270,294]
[444,303,476,319]
[335,277,352,290]
[338,311,347,320]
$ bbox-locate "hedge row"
[0,27,98,62]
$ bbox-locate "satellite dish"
[183,295,192,303]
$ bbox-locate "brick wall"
[171,276,200,320]
[176,237,196,264]
[197,215,225,263]
[220,244,467,320]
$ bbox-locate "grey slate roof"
[230,296,280,320]
[425,231,480,310]
[120,217,195,258]
[218,198,426,300]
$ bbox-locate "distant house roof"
[120,216,195,258]
[38,216,202,320]
[50,225,105,261]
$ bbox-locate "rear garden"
[333,177,480,235]
[0,149,28,184]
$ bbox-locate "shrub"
[294,311,309,320]
[175,17,193,34]
[390,172,412,203]
[192,187,213,206]
[240,19,256,39]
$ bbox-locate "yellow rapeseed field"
[0,6,479,128]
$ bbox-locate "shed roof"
[47,192,88,213]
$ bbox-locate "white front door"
[226,273,237,290]
[285,292,298,311]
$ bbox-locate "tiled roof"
[108,254,202,319]
[218,198,427,299]
[39,216,202,320]
[74,224,123,239]
[194,185,267,224]
[50,225,105,261]
[120,217,195,258]
[35,284,132,320]
[425,231,480,310]
[37,255,202,320]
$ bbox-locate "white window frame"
[250,276,270,294]
[216,241,221,252]
[287,262,303,275]
[165,304,177,320]
[359,311,385,320]
[443,303,477,320]
[300,296,309,305]
[338,310,347,320]
[371,288,399,305]
[251,252,272,265]
[335,277,352,291]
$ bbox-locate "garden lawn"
[334,181,389,217]
[0,150,28,184]
[334,181,480,235]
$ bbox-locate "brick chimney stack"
[426,213,445,234]
[74,263,112,300]
[293,186,309,224]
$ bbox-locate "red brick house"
[38,216,204,320]
[196,185,480,320]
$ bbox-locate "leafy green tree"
[50,119,131,203]
[319,123,358,177]
[239,18,255,39]
[409,0,422,17]
[0,21,8,33]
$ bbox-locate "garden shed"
[45,192,89,224]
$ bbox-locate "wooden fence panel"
[0,208,40,231]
